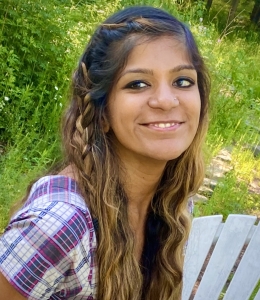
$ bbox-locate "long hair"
[62,6,210,300]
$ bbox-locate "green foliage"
[207,0,257,33]
[0,0,259,231]
[195,143,260,220]
[0,0,120,229]
[190,17,260,151]
[0,0,120,144]
[1,0,67,141]
[250,280,260,300]
[210,40,260,141]
[232,147,260,182]
[194,172,249,219]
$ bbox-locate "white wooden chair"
[183,214,260,300]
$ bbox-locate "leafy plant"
[0,0,259,232]
[194,171,249,219]
[0,0,120,229]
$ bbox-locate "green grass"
[0,0,260,231]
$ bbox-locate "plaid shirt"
[0,176,97,299]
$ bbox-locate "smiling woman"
[108,36,201,163]
[0,6,210,300]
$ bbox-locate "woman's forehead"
[121,36,191,71]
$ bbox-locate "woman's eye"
[174,78,194,88]
[125,80,149,89]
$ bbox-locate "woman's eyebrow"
[120,68,153,77]
[120,64,196,78]
[170,64,196,72]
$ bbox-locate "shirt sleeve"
[0,201,95,299]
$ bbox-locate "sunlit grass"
[0,0,260,232]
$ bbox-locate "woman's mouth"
[142,121,183,130]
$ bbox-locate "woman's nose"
[148,84,179,110]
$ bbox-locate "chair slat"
[223,221,260,300]
[193,215,257,300]
[182,215,223,300]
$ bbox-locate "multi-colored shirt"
[0,175,194,299]
[0,176,97,299]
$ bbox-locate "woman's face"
[107,36,201,165]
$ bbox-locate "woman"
[0,5,209,300]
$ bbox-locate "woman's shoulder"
[0,175,97,299]
[24,174,88,211]
[6,175,97,265]
[7,175,96,248]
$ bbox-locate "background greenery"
[0,0,259,231]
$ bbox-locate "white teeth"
[155,123,176,128]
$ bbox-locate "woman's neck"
[120,157,165,262]
[121,157,166,224]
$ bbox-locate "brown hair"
[62,6,209,300]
